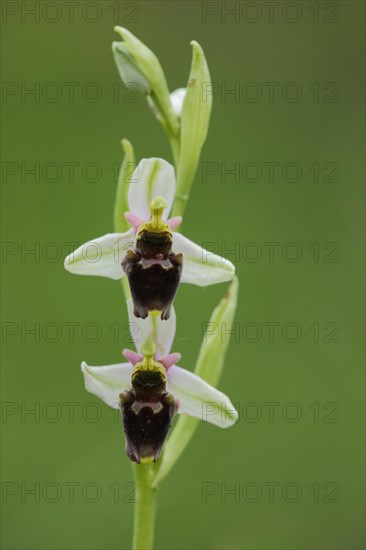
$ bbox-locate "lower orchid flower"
[82,300,238,463]
[64,158,235,319]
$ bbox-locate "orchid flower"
[82,300,238,463]
[64,158,235,318]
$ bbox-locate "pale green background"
[1,1,365,549]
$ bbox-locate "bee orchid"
[81,301,238,463]
[64,158,235,319]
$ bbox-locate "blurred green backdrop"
[1,1,365,549]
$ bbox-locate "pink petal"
[159,352,182,371]
[124,212,144,231]
[122,349,143,365]
[167,216,182,230]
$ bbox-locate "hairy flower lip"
[121,387,177,464]
[122,222,183,320]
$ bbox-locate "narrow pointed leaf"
[114,139,135,233]
[172,41,212,217]
[195,276,239,385]
[153,277,239,487]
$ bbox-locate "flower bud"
[169,88,187,118]
[112,42,150,93]
[113,27,179,136]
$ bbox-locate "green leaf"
[152,276,239,487]
[172,41,213,218]
[113,138,135,233]
[195,276,239,386]
[152,416,199,489]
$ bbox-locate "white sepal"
[64,231,134,280]
[167,366,237,428]
[81,362,133,409]
[173,232,235,286]
[128,158,176,221]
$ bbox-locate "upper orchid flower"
[64,158,235,319]
[122,196,183,320]
[82,301,238,464]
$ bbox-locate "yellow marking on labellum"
[149,309,161,318]
[140,456,154,464]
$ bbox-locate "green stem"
[166,131,191,221]
[168,132,180,168]
[115,139,159,550]
[132,463,158,550]
[170,191,190,219]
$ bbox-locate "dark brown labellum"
[122,230,182,320]
[120,370,177,463]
